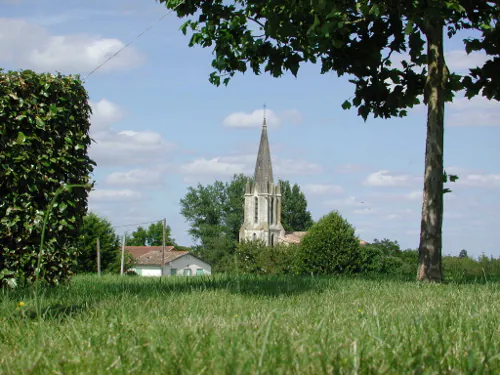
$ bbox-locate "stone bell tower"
[239,111,285,246]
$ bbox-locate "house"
[125,246,211,277]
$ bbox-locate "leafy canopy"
[162,0,499,118]
[76,213,122,274]
[126,221,176,247]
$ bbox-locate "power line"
[113,219,164,229]
[83,1,186,80]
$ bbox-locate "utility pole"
[120,234,125,276]
[96,237,101,276]
[162,218,166,277]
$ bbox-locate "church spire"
[253,104,274,193]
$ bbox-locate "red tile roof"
[125,246,175,259]
[135,250,190,266]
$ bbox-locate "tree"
[126,221,176,246]
[76,213,121,273]
[279,180,314,232]
[299,210,361,275]
[368,238,402,256]
[180,174,247,269]
[360,238,404,274]
[160,0,499,282]
[459,249,468,258]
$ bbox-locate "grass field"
[1,274,500,374]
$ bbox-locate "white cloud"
[458,173,500,187]
[90,99,124,132]
[26,9,133,26]
[90,130,174,166]
[87,99,175,166]
[303,184,343,195]
[180,157,248,177]
[445,50,490,72]
[274,158,323,176]
[447,96,500,127]
[445,166,500,187]
[364,170,420,187]
[105,168,165,188]
[179,153,322,181]
[223,108,302,128]
[89,189,143,202]
[0,18,144,74]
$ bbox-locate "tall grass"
[1,274,499,374]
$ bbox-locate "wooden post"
[161,218,166,277]
[120,234,125,276]
[96,237,101,276]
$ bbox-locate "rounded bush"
[299,210,361,275]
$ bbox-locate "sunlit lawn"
[1,274,499,374]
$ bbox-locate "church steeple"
[253,105,273,193]
[239,104,285,246]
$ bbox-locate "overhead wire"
[113,219,164,229]
[83,0,186,80]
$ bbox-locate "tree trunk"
[417,23,448,282]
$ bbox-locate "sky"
[1,0,499,258]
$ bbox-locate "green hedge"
[0,70,95,287]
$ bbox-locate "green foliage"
[180,174,313,270]
[299,211,362,275]
[279,180,314,232]
[180,174,247,269]
[126,221,176,247]
[234,240,301,275]
[162,0,499,117]
[75,213,121,274]
[443,253,500,283]
[0,70,94,287]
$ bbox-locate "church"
[238,114,308,246]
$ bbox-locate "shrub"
[298,210,361,275]
[234,239,267,274]
[0,70,94,287]
[360,239,406,275]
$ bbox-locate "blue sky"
[1,0,499,258]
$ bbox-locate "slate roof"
[253,118,274,193]
[125,246,175,259]
[135,250,190,266]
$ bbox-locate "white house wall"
[134,265,162,277]
[163,254,212,276]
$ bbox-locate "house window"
[196,269,204,276]
[183,269,192,276]
[170,268,177,276]
[254,197,258,223]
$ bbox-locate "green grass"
[1,274,500,374]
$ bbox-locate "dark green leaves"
[0,70,95,287]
